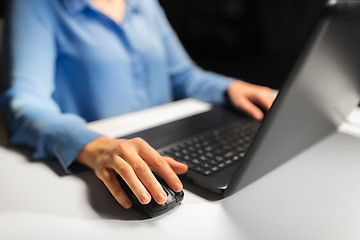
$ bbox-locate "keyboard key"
[158,119,260,176]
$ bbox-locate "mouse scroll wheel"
[162,184,171,196]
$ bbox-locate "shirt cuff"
[200,71,234,105]
[34,114,102,174]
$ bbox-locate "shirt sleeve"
[150,0,235,104]
[2,0,101,173]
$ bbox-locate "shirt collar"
[60,0,140,15]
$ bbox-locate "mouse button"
[145,199,167,212]
[175,190,184,203]
[162,185,172,196]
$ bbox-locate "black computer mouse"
[116,175,184,218]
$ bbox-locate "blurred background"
[0,0,8,18]
[0,0,328,90]
[159,0,327,89]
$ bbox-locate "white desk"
[1,99,360,240]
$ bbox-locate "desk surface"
[1,99,360,240]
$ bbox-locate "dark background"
[0,0,327,89]
[0,0,8,18]
[159,0,327,89]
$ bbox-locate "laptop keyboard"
[159,119,261,176]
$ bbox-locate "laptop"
[121,1,360,197]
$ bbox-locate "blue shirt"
[2,0,233,172]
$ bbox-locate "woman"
[2,0,275,209]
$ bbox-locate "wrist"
[75,136,113,170]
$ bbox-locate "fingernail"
[140,192,151,204]
[156,192,167,203]
[124,201,132,209]
[255,113,263,120]
[175,182,183,192]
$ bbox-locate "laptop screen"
[226,2,360,196]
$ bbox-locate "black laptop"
[121,1,360,197]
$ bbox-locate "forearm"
[4,97,101,172]
[172,67,234,104]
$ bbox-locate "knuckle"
[131,137,146,146]
[114,161,130,174]
[152,157,166,169]
[115,142,127,152]
[115,142,132,157]
[132,162,148,173]
[97,169,112,182]
[111,185,123,196]
[147,178,159,189]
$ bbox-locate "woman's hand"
[76,136,188,209]
[227,80,276,120]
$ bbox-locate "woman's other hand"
[227,80,276,120]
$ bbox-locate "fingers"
[126,161,167,205]
[114,138,187,205]
[136,139,184,193]
[147,156,184,193]
[97,168,133,209]
[249,87,276,111]
[243,87,275,120]
[113,157,154,205]
[114,139,168,205]
[234,97,265,120]
[227,81,276,120]
[88,136,187,208]
[163,156,188,175]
